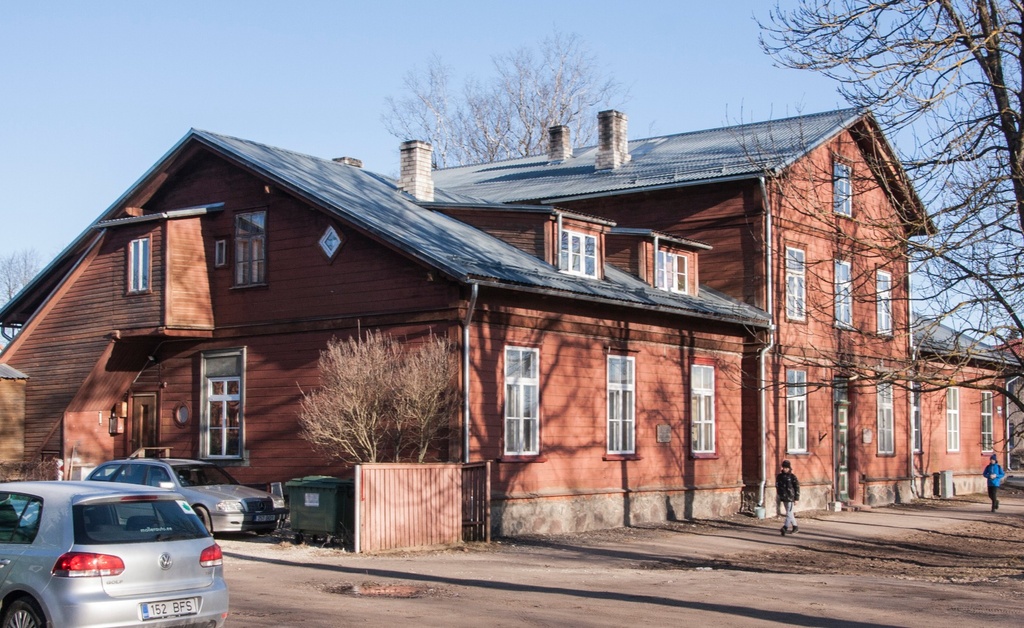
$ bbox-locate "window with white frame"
[912,382,922,452]
[559,229,597,278]
[787,370,808,453]
[834,161,852,216]
[128,237,151,293]
[656,250,688,294]
[835,260,852,327]
[505,347,540,455]
[214,239,227,267]
[876,270,892,335]
[607,356,635,454]
[981,391,994,452]
[877,383,894,454]
[691,364,716,454]
[786,247,806,320]
[946,387,960,452]
[202,349,245,459]
[234,211,266,286]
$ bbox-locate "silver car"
[0,480,228,627]
[86,459,287,535]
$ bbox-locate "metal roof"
[0,364,28,379]
[432,109,864,203]
[191,130,769,327]
[0,129,769,331]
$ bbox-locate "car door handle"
[0,559,10,567]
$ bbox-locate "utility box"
[285,476,355,545]
[937,470,955,498]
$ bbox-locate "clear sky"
[0,1,842,260]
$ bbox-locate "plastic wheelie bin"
[285,476,354,546]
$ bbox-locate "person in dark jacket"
[983,454,1006,512]
[776,460,800,535]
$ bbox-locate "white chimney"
[548,125,572,161]
[399,140,434,201]
[596,110,630,170]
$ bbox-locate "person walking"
[776,459,800,535]
[983,454,1005,512]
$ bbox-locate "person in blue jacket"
[983,454,1006,511]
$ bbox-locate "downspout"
[652,235,660,287]
[462,282,479,464]
[758,176,776,511]
[556,212,564,270]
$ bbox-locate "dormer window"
[127,237,151,294]
[656,250,688,294]
[560,229,597,278]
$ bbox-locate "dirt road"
[218,489,1024,627]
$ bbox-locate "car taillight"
[52,552,126,578]
[200,543,223,568]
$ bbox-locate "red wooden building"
[0,109,1006,535]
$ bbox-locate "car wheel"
[195,506,213,534]
[2,596,47,628]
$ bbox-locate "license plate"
[140,597,198,620]
[253,514,277,522]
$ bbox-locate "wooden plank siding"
[356,463,462,553]
[466,289,750,523]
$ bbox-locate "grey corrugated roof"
[191,130,767,326]
[0,364,28,379]
[432,109,863,203]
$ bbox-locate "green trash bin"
[285,476,354,546]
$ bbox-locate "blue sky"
[0,1,842,260]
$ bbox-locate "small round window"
[174,403,190,426]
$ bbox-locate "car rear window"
[74,499,208,544]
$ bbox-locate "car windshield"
[74,498,208,544]
[174,465,238,488]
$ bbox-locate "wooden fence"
[354,461,490,553]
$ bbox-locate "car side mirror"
[158,482,175,489]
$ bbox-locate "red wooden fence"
[355,462,489,553]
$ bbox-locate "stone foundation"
[491,488,743,537]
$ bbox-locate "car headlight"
[216,500,244,513]
[272,496,286,509]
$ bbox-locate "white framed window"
[214,239,227,267]
[876,270,892,335]
[912,382,922,452]
[877,383,894,455]
[787,369,808,453]
[201,349,245,459]
[607,356,635,454]
[560,229,597,278]
[656,250,688,294]
[834,161,852,216]
[785,247,806,320]
[946,387,960,452]
[505,347,540,455]
[234,211,266,286]
[981,391,994,452]
[835,260,852,327]
[691,364,716,454]
[128,237,151,293]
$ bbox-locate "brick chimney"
[548,125,572,161]
[595,110,630,170]
[398,140,434,201]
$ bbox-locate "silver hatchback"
[0,480,228,627]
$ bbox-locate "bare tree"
[0,249,42,304]
[298,331,458,464]
[760,2,1024,442]
[383,30,626,168]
